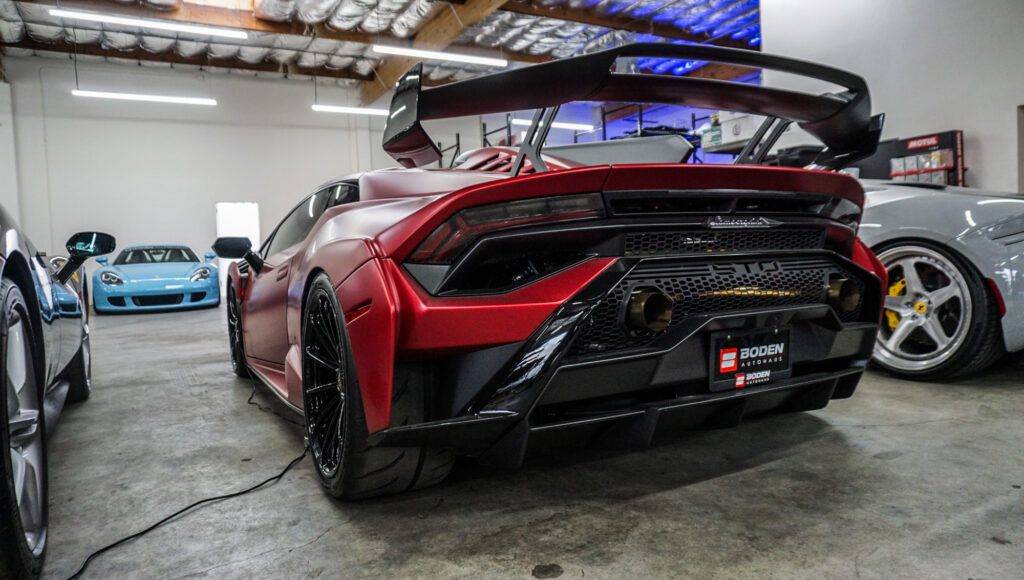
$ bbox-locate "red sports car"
[214,44,888,499]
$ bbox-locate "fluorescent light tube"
[50,8,248,40]
[510,118,594,131]
[371,44,508,67]
[312,104,389,116]
[72,90,217,106]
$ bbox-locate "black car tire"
[65,332,92,403]
[0,279,47,579]
[872,241,1004,380]
[302,273,453,500]
[227,284,250,378]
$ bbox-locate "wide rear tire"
[302,273,453,500]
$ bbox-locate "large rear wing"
[382,43,883,170]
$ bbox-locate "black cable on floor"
[65,446,308,580]
[247,380,304,427]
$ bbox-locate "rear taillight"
[408,193,605,264]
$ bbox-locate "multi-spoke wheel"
[873,243,1003,379]
[0,280,47,579]
[301,273,453,500]
[227,285,249,378]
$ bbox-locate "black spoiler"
[382,43,883,170]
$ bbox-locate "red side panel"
[386,257,617,356]
[853,238,887,289]
[335,259,398,434]
[335,256,615,434]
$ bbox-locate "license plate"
[709,328,791,392]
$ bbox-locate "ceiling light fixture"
[371,44,508,67]
[311,104,389,116]
[510,118,594,132]
[49,8,248,40]
[72,90,217,106]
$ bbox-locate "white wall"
[4,55,399,257]
[761,0,1024,192]
[0,82,19,218]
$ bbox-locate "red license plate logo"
[719,348,738,373]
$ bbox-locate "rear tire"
[872,241,1003,380]
[0,279,47,579]
[302,273,453,500]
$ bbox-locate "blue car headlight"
[190,267,212,282]
[100,271,123,285]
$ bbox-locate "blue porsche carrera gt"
[92,245,220,313]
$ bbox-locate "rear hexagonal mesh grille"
[624,229,824,256]
[568,255,864,357]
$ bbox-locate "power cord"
[65,444,309,579]
[246,380,305,427]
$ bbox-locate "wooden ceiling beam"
[3,38,374,81]
[500,0,754,51]
[359,0,508,105]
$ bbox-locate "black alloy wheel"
[302,280,347,478]
[227,285,249,378]
[301,273,454,499]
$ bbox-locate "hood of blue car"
[100,262,213,282]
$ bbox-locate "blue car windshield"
[113,247,199,265]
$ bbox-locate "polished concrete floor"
[41,306,1024,578]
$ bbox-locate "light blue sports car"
[92,245,220,313]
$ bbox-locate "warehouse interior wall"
[0,82,19,219]
[761,0,1024,192]
[1018,106,1023,192]
[3,55,482,258]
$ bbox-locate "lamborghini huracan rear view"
[214,43,888,499]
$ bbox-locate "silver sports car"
[859,180,1024,379]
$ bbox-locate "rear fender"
[334,259,398,434]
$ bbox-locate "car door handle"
[275,266,289,281]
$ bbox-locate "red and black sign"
[710,328,792,392]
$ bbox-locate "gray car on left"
[0,206,114,579]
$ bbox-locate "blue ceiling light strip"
[730,23,760,40]
[608,0,759,76]
[712,12,759,37]
[671,60,707,75]
[629,0,674,18]
[689,0,757,33]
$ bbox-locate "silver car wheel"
[873,245,972,373]
[5,316,45,555]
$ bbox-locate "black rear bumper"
[370,251,880,467]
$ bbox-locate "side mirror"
[212,237,263,274]
[56,232,116,284]
[204,252,216,261]
[97,256,108,265]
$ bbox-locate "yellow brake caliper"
[885,278,906,330]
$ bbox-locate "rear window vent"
[610,193,830,216]
[611,197,734,215]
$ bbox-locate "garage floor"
[41,307,1024,578]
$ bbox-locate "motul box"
[849,130,966,186]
